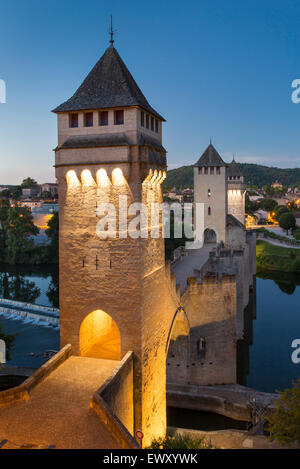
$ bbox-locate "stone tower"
[227,158,246,225]
[194,144,228,244]
[53,41,179,446]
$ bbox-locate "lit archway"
[79,309,121,360]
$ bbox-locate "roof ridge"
[194,143,226,167]
[52,47,164,120]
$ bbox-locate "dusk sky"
[0,0,299,184]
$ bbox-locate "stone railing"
[0,344,72,407]
[90,351,139,449]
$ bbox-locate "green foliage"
[267,379,300,447]
[274,205,289,221]
[279,212,296,233]
[258,198,278,211]
[293,258,300,272]
[256,227,300,246]
[45,211,59,263]
[163,163,300,190]
[292,227,300,240]
[1,206,39,264]
[256,240,300,273]
[245,193,259,216]
[148,434,212,449]
[21,177,38,188]
[0,271,40,303]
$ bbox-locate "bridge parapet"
[90,351,139,449]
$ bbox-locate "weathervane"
[109,15,115,47]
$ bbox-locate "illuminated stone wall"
[55,116,181,446]
[227,188,246,225]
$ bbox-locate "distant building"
[194,144,246,247]
[21,200,43,209]
[295,212,300,228]
[22,186,41,198]
[271,181,283,190]
[41,183,58,197]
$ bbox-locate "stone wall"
[194,166,228,244]
[167,274,237,386]
[90,351,139,449]
[0,344,72,407]
[56,136,180,446]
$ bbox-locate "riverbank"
[256,240,300,273]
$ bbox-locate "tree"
[287,200,298,213]
[279,212,296,234]
[245,193,259,216]
[21,177,38,188]
[2,206,39,264]
[267,379,300,447]
[258,198,278,211]
[45,211,59,263]
[274,205,289,221]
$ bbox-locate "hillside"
[163,163,300,190]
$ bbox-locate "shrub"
[148,434,212,449]
[267,379,300,447]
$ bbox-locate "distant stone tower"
[194,144,228,244]
[227,158,246,225]
[53,39,179,446]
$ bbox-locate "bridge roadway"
[0,356,120,449]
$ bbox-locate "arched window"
[208,207,211,215]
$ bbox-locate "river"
[0,266,299,392]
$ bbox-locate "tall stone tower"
[227,158,246,225]
[53,39,178,446]
[194,144,228,244]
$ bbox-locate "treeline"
[0,199,58,265]
[163,163,300,190]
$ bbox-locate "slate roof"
[52,46,164,120]
[57,132,166,152]
[194,144,226,167]
[227,158,243,177]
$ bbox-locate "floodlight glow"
[66,170,80,188]
[97,168,111,187]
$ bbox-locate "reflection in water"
[0,265,59,307]
[0,265,60,368]
[238,271,300,393]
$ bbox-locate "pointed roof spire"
[52,43,164,119]
[228,155,242,177]
[194,143,226,167]
[109,15,115,47]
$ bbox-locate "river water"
[0,266,299,392]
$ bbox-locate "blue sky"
[0,0,299,184]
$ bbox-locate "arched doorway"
[79,309,121,360]
[204,228,217,244]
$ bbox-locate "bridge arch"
[166,307,190,384]
[79,309,121,360]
